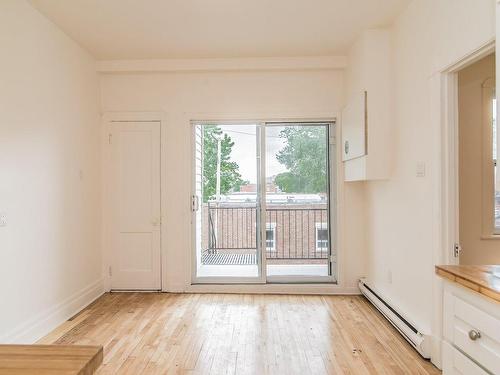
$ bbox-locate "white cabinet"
[442,342,488,375]
[442,281,500,374]
[342,29,393,181]
[342,91,367,161]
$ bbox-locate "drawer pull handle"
[468,330,481,341]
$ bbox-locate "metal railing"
[206,203,329,260]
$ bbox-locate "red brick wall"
[201,203,330,259]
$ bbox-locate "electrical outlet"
[416,162,426,177]
[0,213,7,227]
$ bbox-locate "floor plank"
[40,293,441,375]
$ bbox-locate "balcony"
[200,202,330,277]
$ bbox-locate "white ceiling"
[29,0,410,60]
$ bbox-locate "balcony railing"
[203,203,329,264]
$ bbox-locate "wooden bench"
[0,345,103,375]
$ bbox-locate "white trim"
[96,56,347,73]
[441,70,461,266]
[0,278,104,344]
[330,121,341,283]
[480,235,500,240]
[435,39,495,76]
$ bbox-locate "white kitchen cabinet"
[442,281,500,375]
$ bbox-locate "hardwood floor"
[39,293,441,374]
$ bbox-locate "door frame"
[432,40,495,368]
[102,112,166,292]
[190,118,338,285]
[440,41,495,267]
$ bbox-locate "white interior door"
[109,121,161,290]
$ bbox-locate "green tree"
[203,126,247,202]
[274,126,327,193]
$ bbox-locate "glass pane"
[195,124,260,278]
[317,229,328,241]
[265,124,332,278]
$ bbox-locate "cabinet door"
[442,342,488,375]
[341,91,367,161]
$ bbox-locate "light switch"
[0,213,6,227]
[416,162,426,177]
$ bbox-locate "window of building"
[266,223,276,251]
[315,223,329,252]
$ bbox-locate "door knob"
[152,218,160,226]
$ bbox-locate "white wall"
[0,0,102,343]
[354,0,495,356]
[100,68,366,292]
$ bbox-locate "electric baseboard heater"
[358,278,432,359]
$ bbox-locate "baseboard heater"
[358,278,431,359]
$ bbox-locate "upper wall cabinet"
[342,29,393,181]
[342,91,367,161]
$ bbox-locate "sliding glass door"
[193,123,263,281]
[264,123,334,282]
[192,121,336,283]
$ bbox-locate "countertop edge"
[435,265,500,303]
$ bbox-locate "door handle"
[152,217,161,226]
[192,195,200,212]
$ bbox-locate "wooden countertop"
[435,264,500,302]
[0,345,103,375]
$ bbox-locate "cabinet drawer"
[444,289,500,374]
[443,342,488,375]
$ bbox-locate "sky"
[219,125,288,184]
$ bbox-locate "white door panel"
[110,121,161,290]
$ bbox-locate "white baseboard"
[0,278,104,344]
[164,282,188,293]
